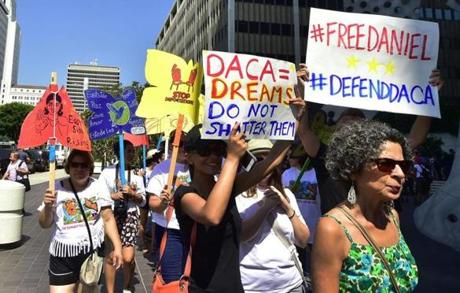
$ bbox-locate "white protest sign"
[202,51,297,140]
[305,8,440,118]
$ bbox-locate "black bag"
[16,178,31,192]
[16,161,31,192]
[114,199,128,218]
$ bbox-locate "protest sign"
[305,8,440,118]
[202,51,297,140]
[18,85,91,151]
[137,49,202,134]
[85,88,145,140]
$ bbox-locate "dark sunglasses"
[195,144,227,157]
[372,158,412,174]
[70,162,90,169]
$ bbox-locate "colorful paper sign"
[137,49,203,134]
[202,51,297,140]
[18,85,91,151]
[85,88,145,140]
[305,8,440,118]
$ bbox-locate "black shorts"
[48,246,104,286]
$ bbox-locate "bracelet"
[288,209,296,219]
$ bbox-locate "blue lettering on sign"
[247,103,278,118]
[326,74,435,105]
[269,121,296,137]
[208,101,241,119]
[205,122,232,136]
[242,121,267,136]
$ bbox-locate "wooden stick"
[49,72,57,191]
[166,114,184,194]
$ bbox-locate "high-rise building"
[66,63,120,113]
[0,0,20,105]
[156,0,459,128]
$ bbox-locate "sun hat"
[247,139,273,155]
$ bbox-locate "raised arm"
[407,69,444,149]
[295,64,322,158]
[240,192,279,242]
[234,94,307,194]
[234,139,291,195]
[180,124,246,226]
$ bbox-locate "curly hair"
[325,120,411,182]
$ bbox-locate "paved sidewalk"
[0,178,155,293]
[1,176,459,292]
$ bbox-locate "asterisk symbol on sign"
[384,61,395,75]
[367,58,380,73]
[346,55,360,69]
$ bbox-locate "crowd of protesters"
[33,65,452,293]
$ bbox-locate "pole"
[49,72,58,192]
[118,131,127,186]
[164,136,169,160]
[142,144,147,177]
[166,114,184,194]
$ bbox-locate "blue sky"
[17,0,175,86]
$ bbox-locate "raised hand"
[43,189,57,207]
[429,69,444,90]
[227,123,247,161]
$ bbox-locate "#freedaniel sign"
[203,51,297,140]
[305,8,440,118]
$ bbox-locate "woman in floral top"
[312,120,418,292]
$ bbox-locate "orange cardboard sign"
[18,85,91,151]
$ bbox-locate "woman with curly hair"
[311,120,418,292]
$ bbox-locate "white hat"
[247,139,273,155]
[147,149,160,160]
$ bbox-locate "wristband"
[288,209,296,219]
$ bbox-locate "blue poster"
[85,88,145,140]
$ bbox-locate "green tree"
[0,102,34,142]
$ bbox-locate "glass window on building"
[261,22,270,34]
[271,23,281,35]
[423,8,433,19]
[249,21,259,33]
[435,8,442,20]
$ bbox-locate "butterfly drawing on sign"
[85,88,145,140]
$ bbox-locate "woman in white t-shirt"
[236,140,310,293]
[38,149,123,292]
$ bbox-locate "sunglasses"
[195,144,227,157]
[372,158,412,174]
[70,162,90,169]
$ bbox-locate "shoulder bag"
[69,179,104,286]
[16,160,31,192]
[271,213,312,292]
[338,206,401,293]
[152,203,196,293]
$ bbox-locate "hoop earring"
[347,184,356,205]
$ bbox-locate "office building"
[66,63,120,113]
[0,0,20,105]
[156,0,459,128]
[7,84,46,106]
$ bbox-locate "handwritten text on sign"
[305,8,440,118]
[203,51,297,140]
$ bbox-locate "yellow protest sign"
[136,49,203,134]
